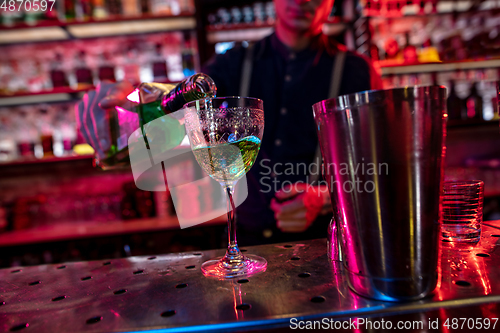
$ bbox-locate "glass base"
[442,225,481,243]
[201,254,267,278]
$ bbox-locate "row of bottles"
[3,166,222,233]
[359,0,500,18]
[368,9,500,64]
[0,31,197,95]
[0,71,216,166]
[0,102,78,162]
[381,69,499,122]
[361,0,440,17]
[207,1,275,28]
[447,80,495,122]
[5,180,174,231]
[0,0,195,27]
[0,73,218,233]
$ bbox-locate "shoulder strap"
[239,44,254,97]
[328,51,346,99]
[310,52,346,183]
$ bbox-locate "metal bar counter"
[2,222,500,332]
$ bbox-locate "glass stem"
[224,186,243,263]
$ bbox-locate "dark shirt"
[202,33,382,245]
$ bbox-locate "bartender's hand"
[270,183,332,233]
[75,81,135,158]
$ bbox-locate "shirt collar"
[269,32,323,61]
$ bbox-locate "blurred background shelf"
[0,77,177,106]
[0,12,195,30]
[0,154,94,169]
[205,22,273,32]
[206,25,273,43]
[0,16,196,44]
[380,59,500,75]
[361,0,490,18]
[66,16,196,38]
[0,87,92,106]
[0,214,226,247]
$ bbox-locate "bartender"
[79,0,382,245]
[200,0,382,244]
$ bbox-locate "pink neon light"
[115,106,129,113]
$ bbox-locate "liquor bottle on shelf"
[402,32,418,64]
[92,0,109,19]
[230,7,242,25]
[464,15,487,60]
[207,12,217,27]
[418,39,440,63]
[447,80,466,121]
[76,0,94,21]
[179,0,194,14]
[140,0,151,14]
[50,54,70,89]
[135,189,155,218]
[369,43,380,62]
[74,50,94,89]
[253,2,265,25]
[60,120,77,155]
[55,104,77,155]
[38,108,54,158]
[97,52,117,83]
[150,0,171,15]
[465,82,484,121]
[7,60,29,93]
[122,45,141,85]
[0,205,7,233]
[15,109,38,158]
[106,0,122,16]
[1,9,16,27]
[44,3,60,21]
[0,109,16,161]
[265,2,276,24]
[24,3,46,25]
[487,23,500,58]
[122,0,140,17]
[94,73,217,169]
[242,5,253,24]
[121,182,138,220]
[151,43,169,82]
[181,33,196,78]
[381,74,395,90]
[62,0,77,21]
[383,37,401,61]
[216,7,231,26]
[492,92,500,121]
[170,0,181,15]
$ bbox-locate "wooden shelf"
[0,214,226,247]
[0,154,94,168]
[0,15,196,45]
[0,78,177,106]
[207,25,274,43]
[0,86,95,98]
[206,22,274,32]
[362,0,481,18]
[0,89,88,106]
[379,59,500,75]
[0,13,195,30]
